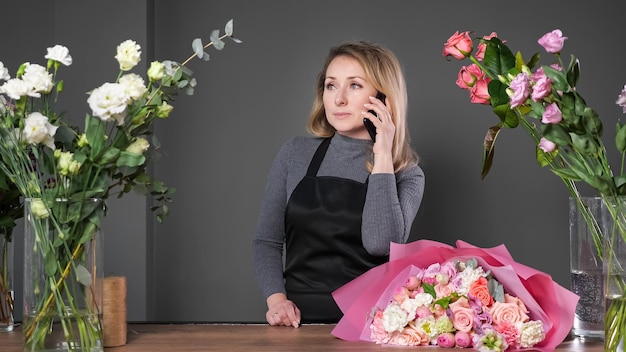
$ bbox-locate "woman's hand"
[363,95,395,174]
[266,293,301,328]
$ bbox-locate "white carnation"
[115,40,141,71]
[22,112,58,149]
[87,82,129,125]
[382,303,409,333]
[400,298,421,321]
[455,266,486,296]
[0,78,29,100]
[516,320,545,348]
[118,73,146,101]
[45,45,73,66]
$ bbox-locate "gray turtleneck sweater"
[252,133,425,299]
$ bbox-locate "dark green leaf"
[481,124,503,179]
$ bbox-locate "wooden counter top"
[0,323,605,351]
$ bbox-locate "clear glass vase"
[23,198,105,352]
[0,227,14,332]
[569,197,604,339]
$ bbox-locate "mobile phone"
[363,92,386,142]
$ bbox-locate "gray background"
[2,0,625,322]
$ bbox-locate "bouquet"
[0,19,241,350]
[332,240,578,351]
[442,29,626,350]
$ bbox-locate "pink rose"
[470,77,491,105]
[538,29,567,53]
[405,276,420,290]
[538,137,556,153]
[541,103,562,124]
[490,301,530,325]
[437,332,455,348]
[468,276,493,307]
[443,31,473,60]
[393,286,410,303]
[474,32,502,61]
[504,293,529,313]
[531,72,552,102]
[455,331,472,348]
[435,283,454,298]
[387,325,428,346]
[456,63,485,89]
[415,305,433,319]
[450,298,475,332]
[509,72,531,108]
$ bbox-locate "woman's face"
[323,55,378,139]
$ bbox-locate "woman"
[252,41,425,327]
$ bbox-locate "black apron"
[284,137,388,323]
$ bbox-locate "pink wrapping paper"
[331,240,578,351]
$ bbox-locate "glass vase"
[23,198,105,352]
[602,197,626,352]
[0,227,14,332]
[569,197,604,339]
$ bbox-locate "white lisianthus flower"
[22,63,54,97]
[30,198,49,219]
[45,45,73,66]
[156,101,173,118]
[87,82,129,125]
[0,61,10,81]
[1,78,30,100]
[147,61,164,81]
[57,151,78,176]
[22,112,58,149]
[115,40,141,71]
[126,137,150,155]
[118,73,146,101]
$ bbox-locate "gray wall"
[3,0,625,322]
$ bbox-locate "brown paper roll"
[103,276,127,347]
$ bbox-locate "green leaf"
[616,123,626,153]
[85,114,105,158]
[98,147,121,165]
[225,19,234,36]
[482,38,516,77]
[487,81,510,108]
[536,145,557,167]
[422,283,436,299]
[192,38,205,59]
[488,278,504,302]
[571,134,597,155]
[543,65,570,92]
[210,29,225,51]
[566,54,580,87]
[116,151,146,168]
[543,124,571,146]
[44,251,58,276]
[550,167,581,181]
[75,264,92,286]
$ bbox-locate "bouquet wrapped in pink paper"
[332,240,578,351]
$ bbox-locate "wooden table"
[0,323,605,351]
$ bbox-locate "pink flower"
[443,31,473,60]
[387,325,428,346]
[437,332,455,348]
[435,282,455,298]
[538,29,567,53]
[470,77,491,105]
[456,63,485,89]
[490,301,530,325]
[541,103,562,124]
[509,72,531,108]
[405,276,420,290]
[455,331,472,348]
[393,286,410,303]
[538,137,556,153]
[495,321,521,348]
[474,32,501,61]
[469,276,493,307]
[531,70,553,102]
[450,297,475,332]
[415,305,433,319]
[370,311,389,344]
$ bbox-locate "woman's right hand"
[266,293,301,328]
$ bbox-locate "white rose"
[1,78,30,100]
[115,40,141,71]
[87,82,129,125]
[0,61,10,81]
[45,45,73,66]
[22,63,53,97]
[22,112,58,149]
[118,73,146,101]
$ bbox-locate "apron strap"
[305,137,332,177]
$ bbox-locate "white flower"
[87,82,129,125]
[516,320,545,348]
[1,78,30,100]
[412,292,434,308]
[22,63,54,97]
[414,315,439,340]
[30,198,49,219]
[400,298,421,321]
[57,151,81,175]
[22,112,58,149]
[156,101,173,118]
[118,73,146,101]
[453,265,487,296]
[126,137,149,155]
[147,61,164,81]
[0,61,10,81]
[382,303,409,333]
[45,45,73,66]
[162,60,180,77]
[115,40,141,71]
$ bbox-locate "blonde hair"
[306,41,418,172]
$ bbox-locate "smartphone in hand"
[363,92,386,142]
